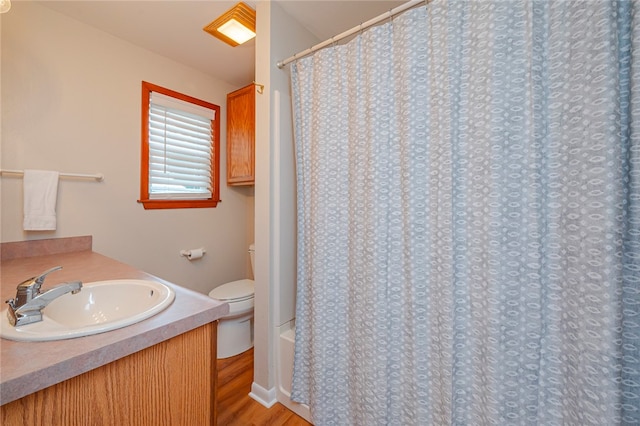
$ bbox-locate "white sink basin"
[0,279,175,342]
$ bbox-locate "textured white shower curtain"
[290,1,640,425]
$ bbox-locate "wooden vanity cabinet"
[1,322,217,426]
[226,83,255,186]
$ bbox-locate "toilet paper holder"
[180,248,206,260]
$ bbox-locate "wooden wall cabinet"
[1,323,217,426]
[226,83,255,186]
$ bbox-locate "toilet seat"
[209,279,254,302]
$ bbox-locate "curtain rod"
[0,169,104,182]
[276,0,426,69]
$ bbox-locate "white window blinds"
[148,92,215,199]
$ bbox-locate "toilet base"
[217,314,254,359]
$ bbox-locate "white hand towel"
[23,169,59,231]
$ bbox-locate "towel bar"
[0,169,104,182]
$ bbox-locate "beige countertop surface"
[0,249,229,405]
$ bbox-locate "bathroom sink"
[0,279,175,342]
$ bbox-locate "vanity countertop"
[0,247,229,405]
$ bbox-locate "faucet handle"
[17,266,62,288]
[15,266,63,305]
[33,266,63,287]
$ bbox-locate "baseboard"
[249,382,277,408]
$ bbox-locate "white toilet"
[209,244,255,359]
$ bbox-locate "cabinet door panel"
[0,323,217,426]
[227,84,255,185]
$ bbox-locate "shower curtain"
[290,1,640,425]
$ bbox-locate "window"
[139,81,220,209]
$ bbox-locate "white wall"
[1,2,255,294]
[253,0,318,400]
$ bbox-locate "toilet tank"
[249,244,255,277]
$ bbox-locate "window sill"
[138,199,220,209]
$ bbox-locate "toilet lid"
[209,279,254,301]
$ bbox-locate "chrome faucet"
[5,266,82,327]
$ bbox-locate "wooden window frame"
[139,81,220,209]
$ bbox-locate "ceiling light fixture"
[203,2,256,47]
[0,0,11,14]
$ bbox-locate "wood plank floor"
[217,348,313,426]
